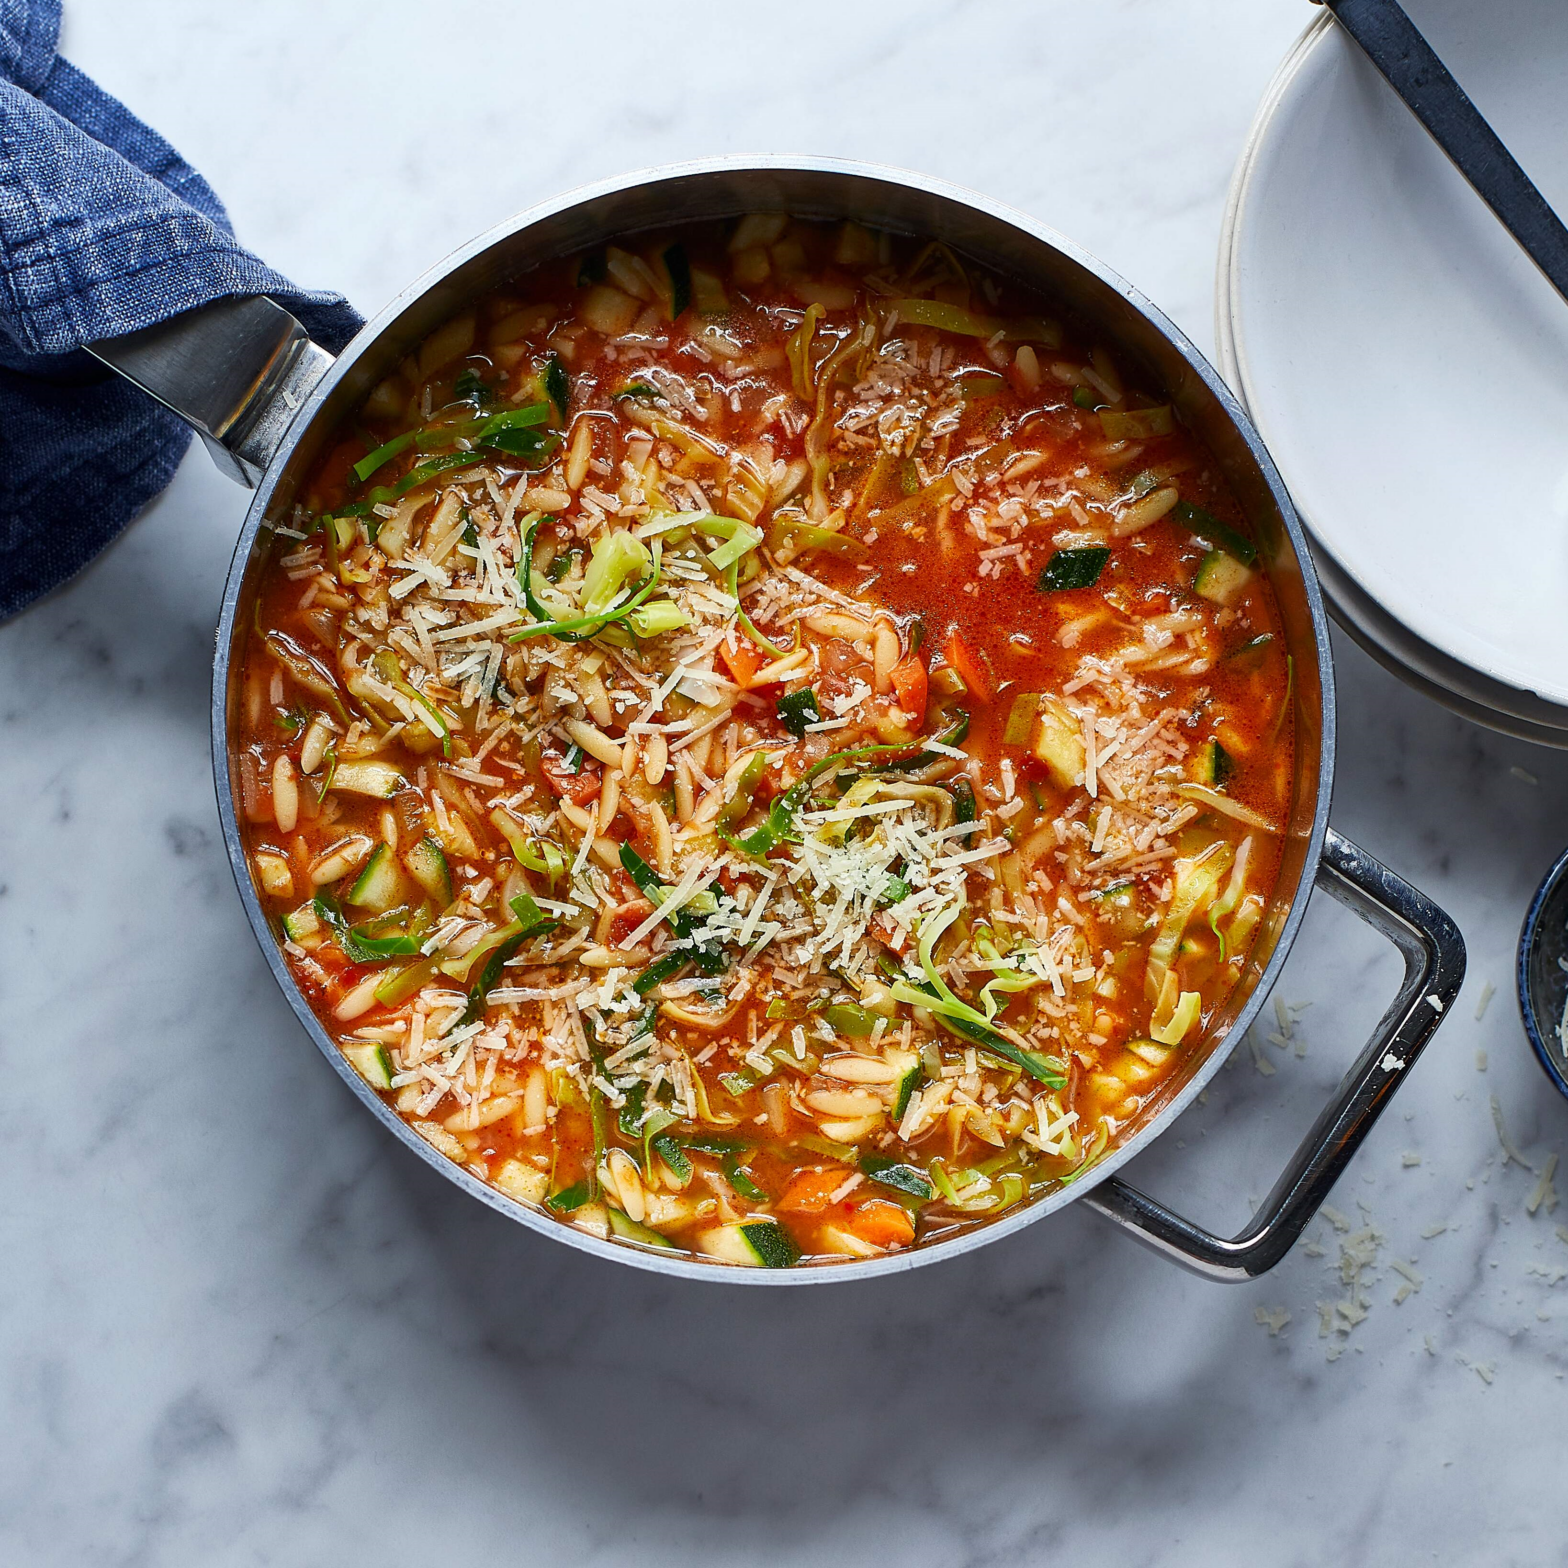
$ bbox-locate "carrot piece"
[778,1167,851,1214]
[842,1199,916,1249]
[716,633,765,688]
[942,628,992,704]
[541,749,603,805]
[889,653,928,724]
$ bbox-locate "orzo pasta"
[237,216,1292,1267]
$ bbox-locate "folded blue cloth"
[0,0,361,621]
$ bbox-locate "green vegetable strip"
[352,431,415,484]
[372,650,452,759]
[886,711,970,772]
[656,512,785,656]
[632,952,687,995]
[546,1180,591,1213]
[895,978,1067,1086]
[619,844,673,921]
[651,1132,692,1182]
[682,1135,747,1157]
[723,1153,767,1202]
[775,688,820,737]
[619,844,725,973]
[313,893,421,962]
[453,367,492,406]
[544,355,570,419]
[723,558,787,657]
[511,514,664,643]
[663,242,692,318]
[396,450,485,495]
[949,776,977,825]
[1173,500,1257,566]
[887,298,1059,343]
[724,717,971,859]
[886,906,1065,1085]
[823,1003,878,1037]
[477,402,550,438]
[1001,694,1039,746]
[1038,547,1110,592]
[457,894,557,1028]
[717,752,767,830]
[617,1082,649,1140]
[706,522,763,572]
[859,1154,934,1200]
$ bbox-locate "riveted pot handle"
[1082,828,1466,1281]
[87,295,334,487]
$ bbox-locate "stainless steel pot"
[89,157,1466,1284]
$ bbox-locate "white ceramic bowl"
[1218,0,1568,739]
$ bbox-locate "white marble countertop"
[5,2,1566,1562]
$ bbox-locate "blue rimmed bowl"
[1518,845,1568,1099]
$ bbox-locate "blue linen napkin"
[0,0,362,622]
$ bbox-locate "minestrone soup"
[236,216,1293,1267]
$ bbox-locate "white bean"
[564,419,594,490]
[562,717,623,770]
[649,799,674,879]
[333,972,382,1021]
[872,620,900,694]
[643,732,668,787]
[272,754,299,833]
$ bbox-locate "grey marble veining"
[3,2,1565,1563]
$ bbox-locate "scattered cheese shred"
[1527,1152,1560,1216]
[1491,1094,1531,1169]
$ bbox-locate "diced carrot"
[778,1167,851,1214]
[541,749,603,805]
[889,653,928,724]
[942,628,992,704]
[842,1199,916,1249]
[716,633,765,688]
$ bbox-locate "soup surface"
[237,216,1293,1268]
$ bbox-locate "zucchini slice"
[606,1209,676,1249]
[1029,694,1085,791]
[374,955,438,1007]
[329,760,405,798]
[492,1159,549,1205]
[282,904,323,947]
[403,835,452,905]
[1193,550,1253,607]
[347,843,411,913]
[698,1220,800,1267]
[341,1041,394,1090]
[1190,738,1234,788]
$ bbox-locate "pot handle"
[1083,828,1466,1280]
[86,296,332,487]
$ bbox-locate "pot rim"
[211,154,1337,1283]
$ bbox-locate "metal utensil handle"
[1084,828,1466,1281]
[1320,0,1568,308]
[86,295,333,487]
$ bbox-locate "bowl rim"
[211,153,1337,1283]
[1517,844,1568,1101]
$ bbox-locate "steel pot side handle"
[86,296,331,487]
[1085,828,1466,1281]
